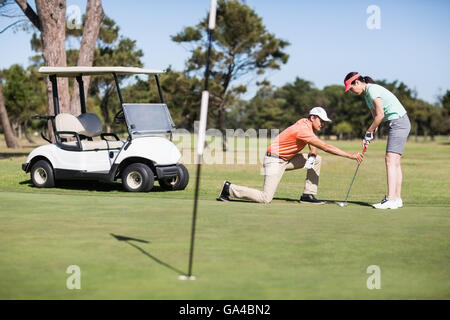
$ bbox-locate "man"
[217,107,364,204]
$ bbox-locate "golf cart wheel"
[159,164,189,191]
[121,163,154,192]
[30,160,55,188]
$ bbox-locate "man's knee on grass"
[261,191,274,204]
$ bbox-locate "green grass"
[0,136,449,299]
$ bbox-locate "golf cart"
[22,66,189,192]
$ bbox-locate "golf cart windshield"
[123,104,175,137]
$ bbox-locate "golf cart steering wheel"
[114,109,125,123]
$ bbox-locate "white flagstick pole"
[180,0,216,281]
[197,91,209,156]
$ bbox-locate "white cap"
[309,107,332,122]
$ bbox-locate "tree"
[172,0,289,150]
[322,84,369,138]
[332,121,353,140]
[0,0,29,34]
[242,80,286,130]
[28,15,143,133]
[437,90,450,135]
[68,0,104,114]
[0,75,20,148]
[2,64,46,142]
[89,35,144,132]
[440,90,450,116]
[14,0,104,120]
[15,0,71,116]
[274,78,326,129]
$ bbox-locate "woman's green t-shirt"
[365,83,407,121]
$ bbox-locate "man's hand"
[351,152,364,164]
[307,143,317,158]
[307,151,317,158]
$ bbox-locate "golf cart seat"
[55,113,124,151]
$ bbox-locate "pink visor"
[344,73,360,92]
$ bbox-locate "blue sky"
[1,0,449,104]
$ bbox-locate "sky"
[1,0,450,104]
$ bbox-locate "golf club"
[338,145,367,207]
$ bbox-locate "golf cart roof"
[38,66,164,77]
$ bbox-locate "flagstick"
[179,0,216,281]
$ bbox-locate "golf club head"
[178,275,196,281]
[337,202,348,207]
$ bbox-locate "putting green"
[0,138,449,299]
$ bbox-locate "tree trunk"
[23,120,35,143]
[217,65,234,152]
[12,123,18,137]
[69,0,104,115]
[218,101,227,151]
[15,0,42,30]
[0,81,20,148]
[35,0,71,116]
[17,123,22,139]
[16,1,68,141]
[415,121,419,142]
[100,86,111,129]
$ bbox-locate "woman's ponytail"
[363,76,375,84]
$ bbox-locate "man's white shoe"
[396,198,403,208]
[372,197,399,209]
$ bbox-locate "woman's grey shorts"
[386,114,411,155]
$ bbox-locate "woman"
[344,72,411,209]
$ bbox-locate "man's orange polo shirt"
[267,118,316,161]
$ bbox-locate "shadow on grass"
[225,199,255,203]
[0,152,30,159]
[110,233,185,276]
[217,197,371,206]
[218,196,371,207]
[273,197,372,207]
[19,179,169,193]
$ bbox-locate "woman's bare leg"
[385,152,401,200]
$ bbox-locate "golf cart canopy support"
[39,66,165,114]
[38,66,167,142]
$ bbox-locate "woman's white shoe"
[372,197,399,209]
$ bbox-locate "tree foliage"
[89,35,144,132]
[226,78,449,139]
[172,0,289,149]
[1,1,448,144]
[2,64,46,124]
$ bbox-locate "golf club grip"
[362,145,367,154]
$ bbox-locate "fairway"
[0,137,449,299]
